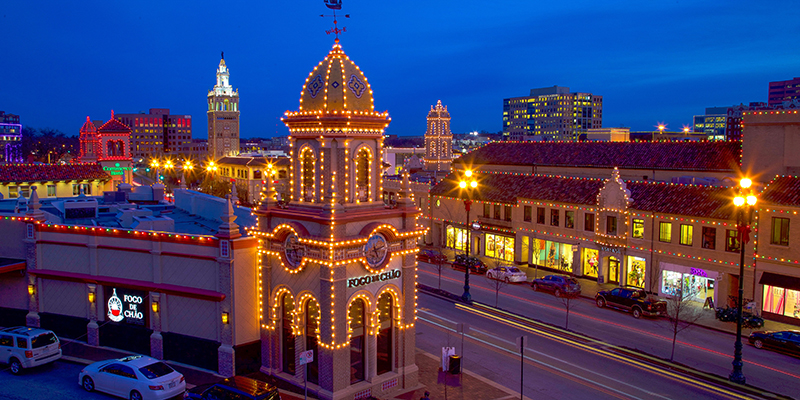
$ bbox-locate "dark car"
[595,287,666,319]
[417,249,447,264]
[451,254,488,274]
[184,376,280,400]
[531,275,581,297]
[749,330,800,356]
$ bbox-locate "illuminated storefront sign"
[347,269,401,288]
[103,163,132,176]
[105,287,147,326]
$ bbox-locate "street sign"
[299,350,314,365]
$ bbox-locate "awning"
[759,272,800,292]
[0,258,26,274]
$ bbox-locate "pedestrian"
[420,390,431,400]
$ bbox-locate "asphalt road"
[417,261,800,399]
[0,361,112,400]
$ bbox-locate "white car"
[0,326,62,374]
[79,355,185,400]
[487,265,528,283]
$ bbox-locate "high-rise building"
[207,53,240,161]
[423,100,452,172]
[768,77,800,107]
[115,109,193,158]
[0,111,23,163]
[503,86,602,141]
[693,107,729,140]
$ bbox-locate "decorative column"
[216,194,241,377]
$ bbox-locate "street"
[0,361,114,400]
[417,261,800,399]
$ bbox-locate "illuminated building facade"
[115,109,193,158]
[693,107,729,140]
[79,112,133,185]
[253,41,424,400]
[503,86,603,141]
[423,100,453,173]
[0,111,23,163]
[768,76,800,107]
[208,54,240,161]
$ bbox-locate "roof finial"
[86,116,90,122]
[221,51,224,60]
[111,109,114,119]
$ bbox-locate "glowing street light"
[458,169,478,303]
[729,177,757,385]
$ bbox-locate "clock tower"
[252,41,424,400]
[207,52,240,160]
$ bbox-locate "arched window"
[107,141,115,157]
[300,147,315,202]
[349,298,366,383]
[355,148,370,202]
[116,141,124,157]
[281,293,295,375]
[376,292,393,375]
[305,299,320,385]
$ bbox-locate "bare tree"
[661,278,704,361]
[485,260,509,308]
[557,291,579,330]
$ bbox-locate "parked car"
[595,287,666,319]
[487,265,528,283]
[0,326,61,375]
[79,355,186,400]
[451,254,488,274]
[417,249,447,264]
[184,376,281,400]
[749,330,800,356]
[531,275,581,297]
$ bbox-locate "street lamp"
[458,169,478,302]
[729,177,757,384]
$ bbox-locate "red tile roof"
[431,172,737,219]
[99,118,131,132]
[456,141,742,171]
[0,163,111,184]
[760,176,800,206]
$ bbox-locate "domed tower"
[253,41,424,400]
[79,116,100,163]
[423,100,453,173]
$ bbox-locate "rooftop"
[0,163,110,184]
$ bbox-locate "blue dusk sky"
[4,0,799,138]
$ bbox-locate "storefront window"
[446,225,467,252]
[763,285,800,318]
[485,234,514,262]
[661,270,714,302]
[583,248,599,278]
[626,256,646,288]
[532,239,573,272]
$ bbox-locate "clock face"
[284,233,305,268]
[364,234,388,268]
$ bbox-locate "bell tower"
[423,100,453,173]
[207,52,240,160]
[253,41,424,400]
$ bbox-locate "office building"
[768,76,800,107]
[503,86,602,141]
[0,111,23,163]
[115,109,193,158]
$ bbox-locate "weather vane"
[320,0,349,42]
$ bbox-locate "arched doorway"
[281,293,295,375]
[305,298,320,384]
[376,292,394,375]
[348,298,366,383]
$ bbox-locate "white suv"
[1,326,62,374]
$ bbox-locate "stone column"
[316,263,350,400]
[24,231,40,327]
[399,253,419,389]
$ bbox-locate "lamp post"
[459,169,478,302]
[729,177,757,384]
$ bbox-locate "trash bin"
[448,354,461,374]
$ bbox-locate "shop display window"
[486,234,515,262]
[532,239,573,272]
[661,270,714,302]
[763,285,800,318]
[632,219,644,238]
[626,256,646,288]
[583,249,599,277]
[445,225,468,252]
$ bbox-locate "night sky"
[4,1,799,138]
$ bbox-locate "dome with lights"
[283,41,390,135]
